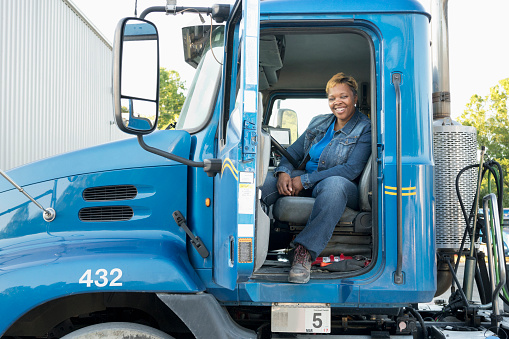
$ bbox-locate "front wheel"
[61,322,174,339]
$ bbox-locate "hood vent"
[79,206,133,222]
[83,185,137,201]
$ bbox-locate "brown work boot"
[288,244,312,283]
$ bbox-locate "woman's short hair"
[326,72,358,97]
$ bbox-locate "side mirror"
[113,18,159,135]
[181,25,224,69]
[276,108,298,144]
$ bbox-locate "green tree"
[158,68,186,129]
[458,78,509,207]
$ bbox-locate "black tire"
[60,322,175,339]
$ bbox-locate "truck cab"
[0,0,438,337]
[173,0,435,299]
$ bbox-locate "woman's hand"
[277,172,293,196]
[277,173,305,196]
[291,176,304,196]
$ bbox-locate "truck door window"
[268,98,329,142]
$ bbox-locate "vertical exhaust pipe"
[431,0,451,119]
[431,0,478,298]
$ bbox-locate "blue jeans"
[261,172,359,260]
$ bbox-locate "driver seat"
[272,155,373,256]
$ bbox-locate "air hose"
[454,158,506,305]
[463,147,486,301]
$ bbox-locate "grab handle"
[392,73,404,284]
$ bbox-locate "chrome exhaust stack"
[431,0,478,297]
[431,0,451,119]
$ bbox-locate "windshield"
[175,46,224,131]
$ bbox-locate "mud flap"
[156,293,256,339]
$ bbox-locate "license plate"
[271,303,331,333]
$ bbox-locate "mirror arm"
[140,6,166,19]
[203,159,222,177]
[140,6,212,20]
[137,135,222,177]
[139,5,230,22]
[137,135,204,167]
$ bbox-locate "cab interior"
[252,27,377,281]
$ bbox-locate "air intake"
[83,185,137,201]
[79,206,134,222]
[433,121,477,250]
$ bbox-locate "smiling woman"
[326,75,358,130]
[260,71,371,283]
[249,27,377,283]
[2,0,488,336]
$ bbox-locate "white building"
[1,0,128,171]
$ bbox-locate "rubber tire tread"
[60,322,174,339]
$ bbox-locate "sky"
[71,0,509,119]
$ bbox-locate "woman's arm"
[274,130,307,175]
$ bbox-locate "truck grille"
[83,185,137,201]
[79,206,134,222]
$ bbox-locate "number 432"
[79,268,123,287]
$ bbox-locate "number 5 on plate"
[305,308,330,333]
[271,303,330,333]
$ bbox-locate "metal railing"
[482,193,506,327]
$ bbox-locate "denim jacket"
[275,110,372,189]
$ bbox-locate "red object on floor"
[312,254,353,266]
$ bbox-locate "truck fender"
[0,235,205,336]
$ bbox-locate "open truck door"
[214,0,262,290]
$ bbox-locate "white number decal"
[79,269,93,287]
[95,269,109,287]
[110,268,123,286]
[79,268,123,287]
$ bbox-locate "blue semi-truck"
[0,0,506,338]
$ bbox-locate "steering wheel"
[270,135,300,169]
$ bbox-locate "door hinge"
[242,120,257,162]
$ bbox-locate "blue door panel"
[214,0,260,290]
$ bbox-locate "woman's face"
[328,83,357,128]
